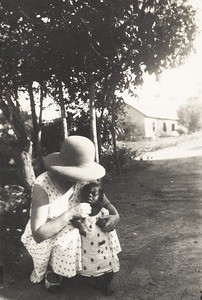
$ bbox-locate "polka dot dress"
[21,172,87,283]
[79,208,121,277]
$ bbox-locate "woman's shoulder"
[34,171,50,187]
[32,172,51,202]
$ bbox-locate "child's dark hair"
[81,182,103,205]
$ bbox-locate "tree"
[0,0,198,182]
[0,94,35,189]
[59,0,197,172]
[89,77,99,162]
[177,98,202,133]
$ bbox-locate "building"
[120,101,179,139]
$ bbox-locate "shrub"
[118,121,144,142]
[0,185,30,271]
[100,146,140,174]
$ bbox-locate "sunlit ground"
[135,132,202,161]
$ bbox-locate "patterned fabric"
[79,208,121,277]
[21,172,121,282]
[21,172,87,283]
[56,211,121,278]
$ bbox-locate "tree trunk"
[0,95,36,190]
[58,80,68,139]
[17,141,36,190]
[97,91,107,156]
[28,82,39,156]
[38,81,44,128]
[35,81,46,176]
[89,78,99,163]
[38,80,44,151]
[112,94,121,175]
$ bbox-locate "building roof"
[124,98,178,121]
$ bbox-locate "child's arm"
[100,194,120,232]
[103,196,119,215]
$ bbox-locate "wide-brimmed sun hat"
[43,136,106,181]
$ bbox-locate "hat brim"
[43,153,106,181]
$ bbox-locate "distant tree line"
[177,97,202,133]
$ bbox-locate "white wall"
[123,105,145,135]
[144,117,179,138]
[120,104,179,138]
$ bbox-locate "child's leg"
[45,267,62,293]
[94,272,114,296]
[0,265,4,289]
[102,272,114,296]
[0,242,4,288]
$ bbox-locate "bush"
[177,98,202,133]
[0,185,30,272]
[100,148,116,174]
[100,146,140,175]
[117,146,140,170]
[118,121,144,142]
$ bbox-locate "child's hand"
[96,218,108,229]
[79,228,87,237]
[100,214,120,232]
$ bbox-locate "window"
[172,123,175,131]
[163,122,167,132]
[152,122,155,131]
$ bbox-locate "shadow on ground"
[1,156,202,300]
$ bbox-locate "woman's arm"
[31,184,91,243]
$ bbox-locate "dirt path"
[1,155,202,300]
[104,156,202,300]
[135,135,202,161]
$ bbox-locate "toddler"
[72,182,121,296]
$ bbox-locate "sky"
[19,0,202,121]
[124,0,202,118]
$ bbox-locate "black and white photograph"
[0,1,202,299]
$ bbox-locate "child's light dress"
[79,208,121,277]
[21,172,87,283]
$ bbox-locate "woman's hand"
[72,203,92,219]
[100,214,120,232]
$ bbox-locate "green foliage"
[0,185,30,268]
[0,0,198,182]
[118,121,144,142]
[117,146,140,170]
[41,115,91,155]
[1,0,197,107]
[122,131,202,157]
[100,146,139,174]
[177,98,202,133]
[0,136,17,168]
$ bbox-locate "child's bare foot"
[79,228,87,237]
[102,285,114,296]
[45,271,62,293]
[0,266,4,289]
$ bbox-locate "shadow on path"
[1,156,202,300]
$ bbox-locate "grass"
[118,131,202,156]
